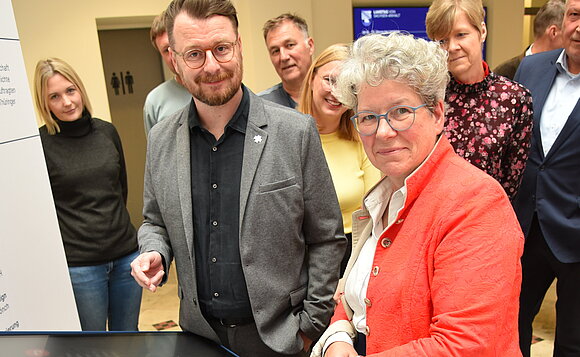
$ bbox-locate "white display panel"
[0,0,18,38]
[0,0,80,331]
[0,137,80,331]
[0,40,40,143]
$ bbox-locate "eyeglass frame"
[350,104,428,136]
[317,71,338,91]
[172,40,238,69]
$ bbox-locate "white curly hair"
[333,32,450,112]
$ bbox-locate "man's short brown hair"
[165,0,239,47]
[262,13,309,40]
[533,0,565,38]
[150,11,167,50]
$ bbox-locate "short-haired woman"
[311,32,523,357]
[426,0,533,200]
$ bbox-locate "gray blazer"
[138,89,346,354]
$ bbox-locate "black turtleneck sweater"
[39,113,137,266]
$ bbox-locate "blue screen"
[353,7,486,59]
[353,7,430,40]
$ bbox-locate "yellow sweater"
[320,132,381,234]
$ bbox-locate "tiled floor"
[138,269,557,356]
[138,266,181,332]
[530,281,557,357]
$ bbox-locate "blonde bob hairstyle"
[34,58,92,135]
[298,43,358,142]
[333,32,449,112]
[425,0,485,41]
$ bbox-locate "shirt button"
[364,298,372,307]
[211,257,217,263]
[381,238,392,248]
[212,183,218,189]
[396,219,404,224]
[213,292,219,297]
[372,266,380,276]
[212,146,218,152]
[212,220,218,226]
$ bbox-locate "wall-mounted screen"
[353,7,431,40]
[353,7,486,59]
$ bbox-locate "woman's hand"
[324,341,360,357]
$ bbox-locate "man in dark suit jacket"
[513,1,580,355]
[130,1,346,356]
[494,0,565,80]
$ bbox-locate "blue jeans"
[68,250,142,331]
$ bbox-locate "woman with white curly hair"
[311,32,523,357]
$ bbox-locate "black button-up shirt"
[188,86,252,320]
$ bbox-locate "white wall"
[12,0,170,123]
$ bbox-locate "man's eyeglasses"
[173,41,237,69]
[350,104,428,136]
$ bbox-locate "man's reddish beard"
[184,65,243,106]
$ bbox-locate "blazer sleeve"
[370,184,524,356]
[137,134,173,282]
[311,299,356,357]
[513,56,529,83]
[298,117,347,340]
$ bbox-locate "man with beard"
[129,0,345,356]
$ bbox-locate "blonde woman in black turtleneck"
[34,58,141,331]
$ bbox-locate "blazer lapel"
[532,57,559,118]
[176,114,194,256]
[338,209,372,321]
[538,51,580,161]
[239,94,268,227]
[545,99,580,162]
[532,57,559,160]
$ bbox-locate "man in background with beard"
[130,0,345,356]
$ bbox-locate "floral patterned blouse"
[445,62,533,200]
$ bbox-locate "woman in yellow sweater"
[299,44,381,274]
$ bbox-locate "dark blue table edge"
[0,330,240,356]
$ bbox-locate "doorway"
[98,27,164,229]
